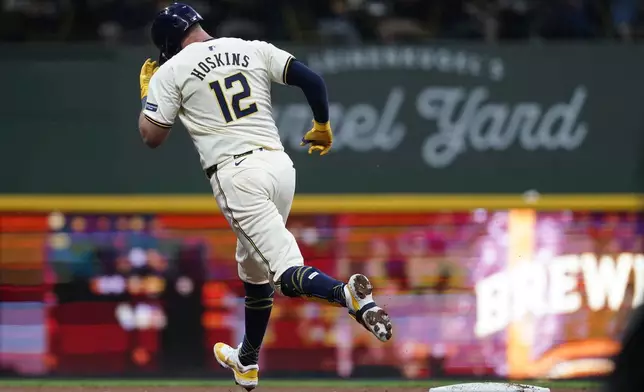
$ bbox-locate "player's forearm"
[138,111,170,148]
[285,60,329,124]
[138,111,157,147]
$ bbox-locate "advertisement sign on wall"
[1,209,638,378]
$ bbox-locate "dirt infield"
[0,387,594,392]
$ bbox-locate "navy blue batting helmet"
[151,3,203,64]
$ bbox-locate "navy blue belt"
[205,148,263,179]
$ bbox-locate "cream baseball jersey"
[143,38,294,169]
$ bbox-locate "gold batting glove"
[139,58,159,99]
[300,120,333,156]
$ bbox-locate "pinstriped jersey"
[143,38,294,169]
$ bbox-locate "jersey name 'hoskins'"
[191,51,250,80]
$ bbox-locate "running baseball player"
[138,3,393,390]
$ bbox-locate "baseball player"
[138,3,393,390]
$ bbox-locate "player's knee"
[276,266,310,298]
[243,282,274,308]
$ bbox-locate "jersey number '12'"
[210,73,258,123]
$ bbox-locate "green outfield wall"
[2,43,643,194]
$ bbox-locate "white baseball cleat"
[344,274,393,342]
[213,342,259,391]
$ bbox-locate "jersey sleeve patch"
[145,102,158,112]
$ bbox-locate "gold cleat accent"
[213,342,259,391]
[345,274,393,342]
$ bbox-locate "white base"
[429,382,550,392]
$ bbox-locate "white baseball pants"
[209,149,304,285]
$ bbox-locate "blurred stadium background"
[1,0,644,387]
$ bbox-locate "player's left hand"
[140,58,159,99]
[301,120,333,156]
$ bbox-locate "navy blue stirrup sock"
[279,266,347,307]
[238,282,274,366]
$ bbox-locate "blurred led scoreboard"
[1,209,642,379]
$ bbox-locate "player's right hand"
[300,120,333,156]
[139,58,159,99]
